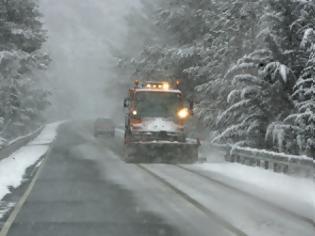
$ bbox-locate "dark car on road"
[94,118,115,138]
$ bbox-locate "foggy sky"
[39,0,139,120]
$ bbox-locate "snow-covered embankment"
[193,162,315,221]
[0,122,62,218]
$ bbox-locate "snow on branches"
[117,0,315,157]
[213,53,294,148]
[0,0,50,140]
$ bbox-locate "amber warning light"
[144,82,171,90]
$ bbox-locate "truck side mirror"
[189,100,194,115]
[123,98,129,108]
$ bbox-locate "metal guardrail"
[104,129,314,176]
[0,127,43,161]
[208,143,314,177]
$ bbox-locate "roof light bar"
[141,81,175,90]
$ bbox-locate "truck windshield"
[135,92,182,118]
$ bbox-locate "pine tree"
[264,1,315,157]
[213,50,294,147]
[194,0,266,132]
[0,0,50,140]
[0,0,45,52]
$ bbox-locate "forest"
[0,0,49,146]
[115,0,315,158]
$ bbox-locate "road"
[3,122,315,236]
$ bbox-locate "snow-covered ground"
[192,162,315,220]
[0,122,61,218]
[0,146,49,200]
[30,121,63,145]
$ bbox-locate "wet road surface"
[4,122,315,236]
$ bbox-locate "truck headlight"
[177,108,189,119]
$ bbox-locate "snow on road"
[0,122,62,218]
[192,162,315,220]
[143,163,314,236]
[0,146,49,200]
[30,121,64,145]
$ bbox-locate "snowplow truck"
[123,81,200,163]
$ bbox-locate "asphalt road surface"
[4,122,315,236]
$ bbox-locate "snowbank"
[0,146,49,199]
[7,127,43,146]
[193,163,315,219]
[0,122,62,218]
[30,121,63,145]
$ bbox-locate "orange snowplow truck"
[123,81,200,163]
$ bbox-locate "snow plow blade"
[123,141,199,164]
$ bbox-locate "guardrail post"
[232,154,236,162]
[230,154,235,163]
[256,160,261,167]
[273,162,278,172]
[273,162,281,173]
[225,153,232,162]
[266,161,269,169]
[262,160,268,169]
[249,159,256,167]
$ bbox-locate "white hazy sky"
[39,0,140,120]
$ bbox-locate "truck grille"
[131,131,185,142]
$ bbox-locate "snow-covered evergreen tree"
[264,1,315,157]
[194,0,266,132]
[0,0,50,140]
[216,0,315,156]
[213,51,294,147]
